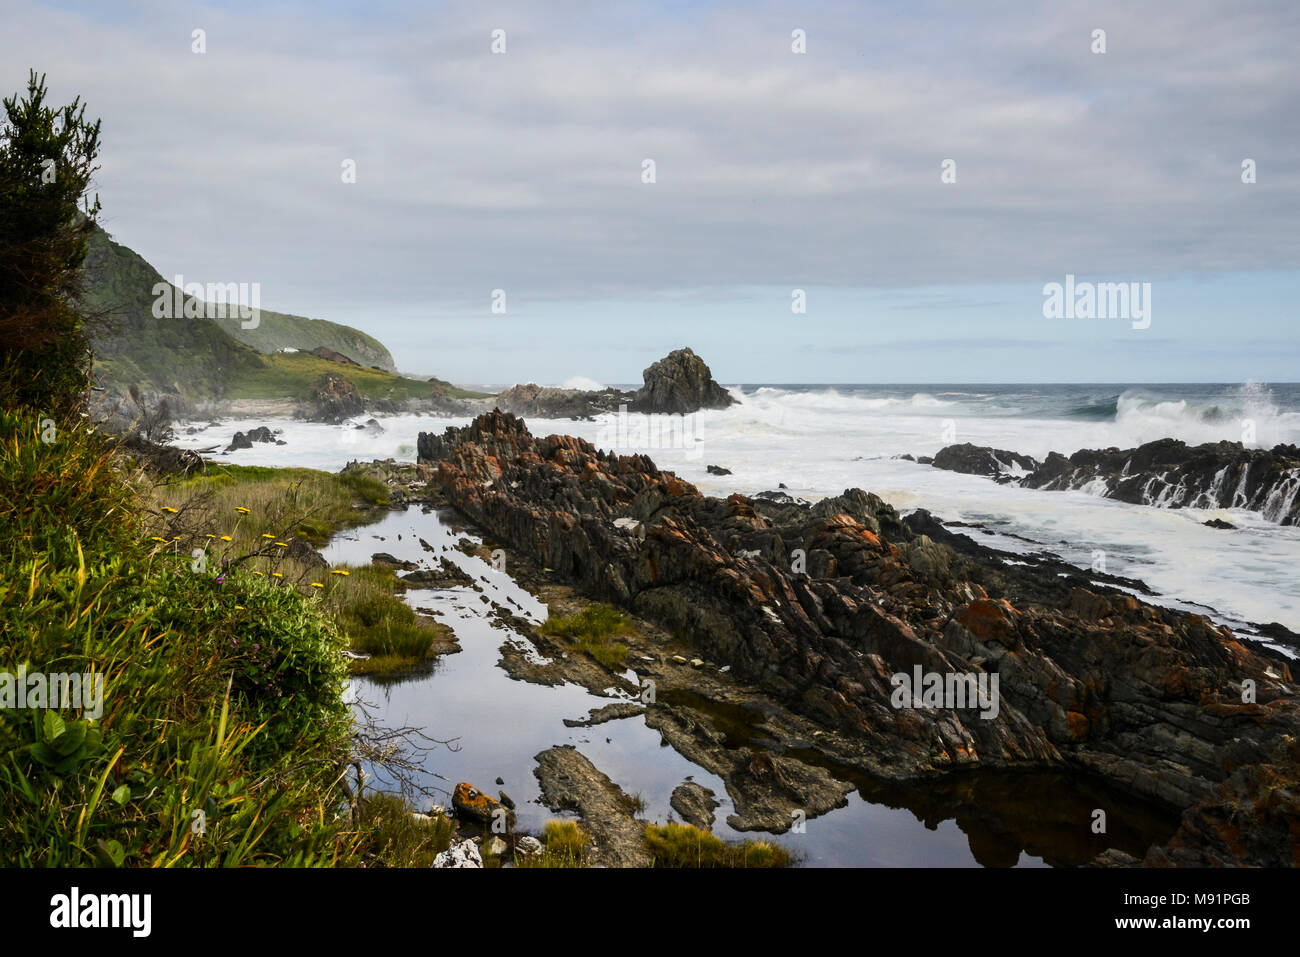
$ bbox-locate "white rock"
[516,836,543,856]
[485,836,508,857]
[432,839,483,868]
[690,658,705,668]
[671,655,688,664]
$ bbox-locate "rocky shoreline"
[931,438,1300,526]
[411,410,1300,866]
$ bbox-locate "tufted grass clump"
[540,603,631,668]
[515,819,590,868]
[644,821,792,868]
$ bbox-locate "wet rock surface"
[670,781,719,831]
[932,438,1300,525]
[630,346,736,414]
[417,410,1300,865]
[533,746,651,867]
[303,371,364,423]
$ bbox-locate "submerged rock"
[670,781,719,831]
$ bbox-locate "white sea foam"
[171,384,1300,634]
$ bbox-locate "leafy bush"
[0,406,359,866]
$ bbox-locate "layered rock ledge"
[419,411,1300,866]
[932,438,1300,525]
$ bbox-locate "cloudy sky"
[4,0,1298,384]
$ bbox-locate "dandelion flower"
[161,506,178,514]
[149,536,166,542]
[310,582,324,589]
[273,542,288,548]
[220,535,233,542]
[235,506,251,514]
[330,569,350,576]
[234,605,245,610]
[272,572,284,579]
[261,533,275,540]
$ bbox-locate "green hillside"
[211,306,395,373]
[77,227,458,403]
[80,227,265,398]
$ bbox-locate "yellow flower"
[148,536,166,542]
[160,506,178,514]
[220,535,233,542]
[330,569,349,576]
[205,534,216,539]
[235,507,251,514]
[261,533,275,539]
[310,582,324,589]
[272,572,284,579]
[273,542,288,548]
[234,605,245,610]
[252,571,264,576]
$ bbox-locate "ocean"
[172,382,1300,640]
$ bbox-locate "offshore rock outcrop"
[629,346,736,414]
[484,347,737,421]
[931,438,1300,525]
[420,411,1300,866]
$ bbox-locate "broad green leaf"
[51,721,87,756]
[43,711,66,743]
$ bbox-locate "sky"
[3,0,1298,385]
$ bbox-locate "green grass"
[152,461,388,543]
[355,793,453,867]
[644,822,792,868]
[0,407,361,866]
[224,353,490,402]
[539,604,632,668]
[516,819,590,868]
[326,565,445,674]
[146,462,447,677]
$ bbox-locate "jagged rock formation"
[493,382,629,419]
[630,347,736,414]
[487,347,737,421]
[419,411,1300,866]
[930,438,1300,525]
[931,443,1038,480]
[302,372,363,423]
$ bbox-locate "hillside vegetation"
[0,407,359,864]
[78,227,470,403]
